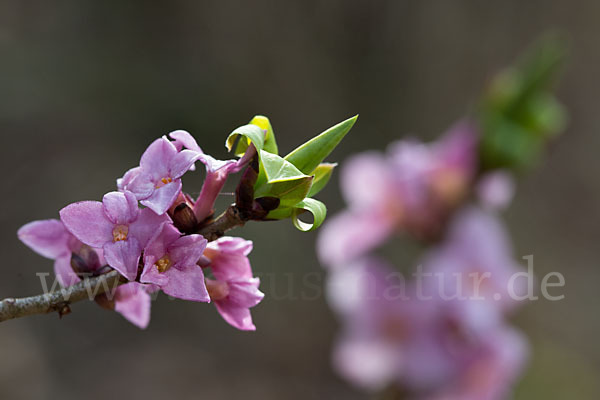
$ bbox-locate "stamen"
[155,255,172,273]
[155,177,173,189]
[112,225,129,242]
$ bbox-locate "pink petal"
[340,152,395,209]
[476,170,515,211]
[140,180,182,215]
[169,234,207,268]
[140,262,169,287]
[208,236,253,256]
[114,283,152,329]
[117,166,141,191]
[129,208,171,247]
[169,149,200,179]
[161,264,210,302]
[102,191,139,225]
[60,201,114,248]
[17,219,72,259]
[209,252,253,281]
[214,302,256,331]
[103,238,142,281]
[317,210,396,268]
[144,223,181,263]
[213,278,263,330]
[169,130,202,152]
[140,137,176,179]
[54,255,81,287]
[126,173,155,199]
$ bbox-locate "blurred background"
[1,1,599,399]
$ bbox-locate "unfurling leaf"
[284,115,358,174]
[226,124,265,156]
[250,115,278,154]
[307,163,337,197]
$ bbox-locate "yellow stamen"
[155,255,172,273]
[155,177,173,189]
[112,225,129,242]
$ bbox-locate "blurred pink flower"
[141,223,209,302]
[476,170,516,211]
[421,207,527,335]
[318,121,478,268]
[203,236,264,331]
[60,191,169,281]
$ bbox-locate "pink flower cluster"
[318,122,527,399]
[18,131,263,330]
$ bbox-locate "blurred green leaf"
[307,163,336,197]
[284,115,358,174]
[480,35,567,171]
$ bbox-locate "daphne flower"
[203,237,264,330]
[18,219,99,287]
[59,191,169,281]
[328,257,448,391]
[421,207,526,335]
[169,130,253,221]
[122,137,200,215]
[424,327,528,400]
[476,170,515,211]
[18,219,156,329]
[140,223,209,302]
[318,121,477,268]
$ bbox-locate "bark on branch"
[0,204,247,323]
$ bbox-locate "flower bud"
[171,203,199,234]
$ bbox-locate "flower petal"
[140,180,182,216]
[169,149,200,179]
[169,130,202,152]
[161,264,210,302]
[60,201,114,247]
[117,166,141,191]
[126,173,156,199]
[169,234,207,268]
[214,302,256,331]
[317,210,396,268]
[102,191,139,225]
[140,137,176,179]
[54,255,81,287]
[103,239,142,281]
[17,219,72,259]
[114,283,152,329]
[129,208,171,247]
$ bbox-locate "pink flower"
[59,191,169,281]
[18,219,155,329]
[476,170,515,211]
[421,207,526,335]
[169,130,252,222]
[140,223,210,302]
[318,121,478,268]
[121,137,200,215]
[424,327,528,400]
[18,219,99,287]
[203,237,264,331]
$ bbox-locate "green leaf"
[292,198,327,232]
[266,198,327,232]
[249,115,278,154]
[226,124,265,156]
[254,150,313,206]
[284,115,358,174]
[307,163,336,197]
